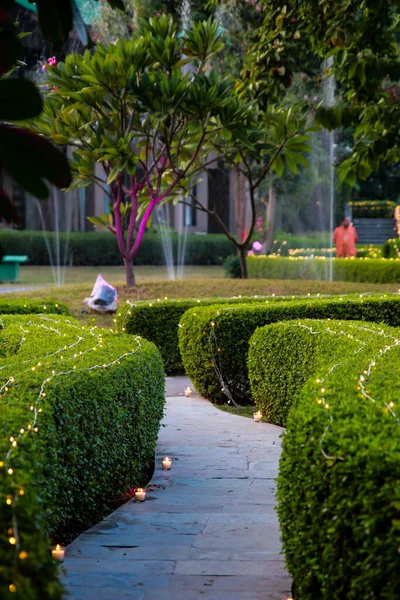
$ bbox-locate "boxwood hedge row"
[178,295,400,405]
[0,299,68,315]
[0,315,165,599]
[0,230,237,266]
[247,255,400,283]
[261,319,400,598]
[117,295,302,374]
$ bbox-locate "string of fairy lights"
[283,321,400,461]
[1,315,142,595]
[192,296,400,462]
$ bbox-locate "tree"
[186,103,312,277]
[30,16,254,286]
[240,0,400,184]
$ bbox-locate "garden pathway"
[62,377,291,600]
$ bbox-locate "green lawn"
[16,265,225,285]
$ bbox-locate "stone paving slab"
[62,377,290,599]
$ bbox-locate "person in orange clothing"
[333,217,358,257]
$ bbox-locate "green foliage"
[383,239,400,259]
[0,299,68,315]
[248,321,319,426]
[117,295,290,373]
[0,231,236,266]
[0,314,164,599]
[0,4,72,225]
[248,0,400,183]
[223,255,241,278]
[273,319,400,598]
[349,200,396,219]
[178,295,400,405]
[247,256,400,283]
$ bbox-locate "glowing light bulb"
[19,551,28,560]
[7,468,13,475]
[9,584,16,593]
[9,537,16,545]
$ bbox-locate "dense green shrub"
[382,238,400,258]
[223,255,241,278]
[247,255,400,283]
[248,321,319,425]
[0,299,68,315]
[116,295,297,374]
[348,199,396,218]
[0,315,165,599]
[271,319,400,598]
[178,295,400,405]
[0,230,237,266]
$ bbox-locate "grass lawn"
[1,265,399,327]
[15,265,225,285]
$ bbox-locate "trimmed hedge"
[117,295,306,374]
[0,231,237,266]
[286,245,381,259]
[268,319,400,598]
[348,199,396,218]
[0,299,68,315]
[247,255,400,283]
[178,295,400,405]
[0,315,165,599]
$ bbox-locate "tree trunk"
[263,177,277,254]
[238,245,248,279]
[124,257,136,288]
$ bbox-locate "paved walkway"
[62,377,290,600]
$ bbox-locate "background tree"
[30,16,254,287]
[184,103,312,277]
[240,0,400,184]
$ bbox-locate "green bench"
[0,255,28,283]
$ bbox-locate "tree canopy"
[30,16,257,286]
[239,0,400,184]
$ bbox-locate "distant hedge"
[268,319,400,598]
[0,299,68,315]
[0,230,236,266]
[348,199,396,218]
[1,230,366,267]
[117,295,299,374]
[178,295,400,405]
[247,255,400,283]
[0,315,165,599]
